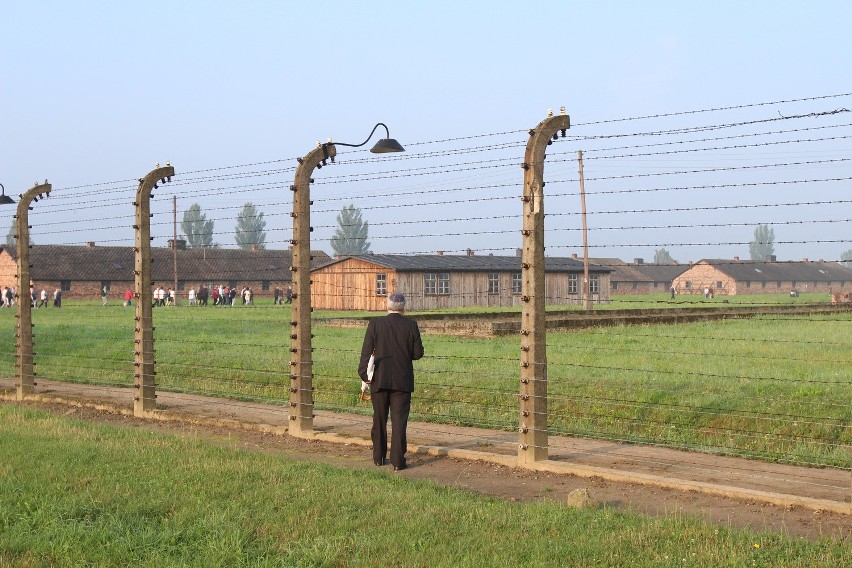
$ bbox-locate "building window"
[487,272,499,294]
[424,273,436,295]
[376,273,387,296]
[685,281,692,289]
[512,273,522,294]
[61,280,71,291]
[100,280,111,292]
[716,281,723,288]
[631,281,638,290]
[568,273,578,294]
[761,281,767,288]
[229,280,237,289]
[177,280,186,291]
[261,280,270,291]
[437,272,450,295]
[611,281,619,290]
[590,274,599,294]
[746,281,751,288]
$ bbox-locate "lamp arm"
[331,122,391,148]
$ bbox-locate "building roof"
[587,258,688,283]
[631,263,691,282]
[320,254,612,273]
[3,245,331,283]
[694,259,852,283]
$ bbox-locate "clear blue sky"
[2,1,850,261]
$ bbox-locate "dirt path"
[1,378,849,543]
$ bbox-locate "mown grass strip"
[0,404,847,567]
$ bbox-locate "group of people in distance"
[2,286,62,308]
[148,284,293,307]
[101,284,295,307]
[1,284,294,308]
[272,285,293,305]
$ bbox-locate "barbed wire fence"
[1,93,849,501]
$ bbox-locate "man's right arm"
[411,322,424,361]
[358,320,377,382]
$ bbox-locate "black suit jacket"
[358,313,424,392]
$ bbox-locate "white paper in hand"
[366,353,375,383]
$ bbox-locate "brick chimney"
[733,256,740,261]
[251,244,259,252]
[466,248,474,256]
[86,241,96,248]
[802,257,809,263]
[634,258,644,265]
[571,253,578,259]
[436,251,444,256]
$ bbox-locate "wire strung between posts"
[565,107,850,139]
[563,121,852,154]
[570,92,852,127]
[560,133,852,161]
[543,423,847,470]
[549,360,848,386]
[548,175,852,199]
[543,409,847,454]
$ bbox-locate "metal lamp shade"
[0,185,14,205]
[370,138,405,153]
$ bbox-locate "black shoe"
[393,463,407,471]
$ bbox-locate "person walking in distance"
[358,292,424,471]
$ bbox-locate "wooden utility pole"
[578,150,593,310]
[518,109,569,465]
[134,164,175,415]
[15,181,52,400]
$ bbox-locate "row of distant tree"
[5,207,852,265]
[654,224,852,264]
[1,202,365,253]
[180,203,370,253]
[653,224,789,264]
[180,203,369,254]
[180,202,267,249]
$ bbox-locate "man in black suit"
[358,292,424,471]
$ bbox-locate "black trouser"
[370,388,411,467]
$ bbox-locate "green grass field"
[1,297,849,468]
[0,404,847,567]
